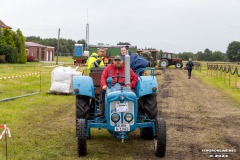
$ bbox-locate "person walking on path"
[186,58,194,79]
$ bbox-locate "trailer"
[73,44,89,65]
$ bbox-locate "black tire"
[175,62,183,68]
[140,127,154,140]
[160,59,169,68]
[76,95,90,119]
[154,117,166,157]
[140,94,158,119]
[77,119,87,156]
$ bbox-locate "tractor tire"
[175,62,183,68]
[140,127,154,140]
[160,59,169,68]
[141,94,158,119]
[76,95,90,119]
[154,117,166,157]
[77,118,87,156]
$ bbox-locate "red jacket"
[101,63,139,89]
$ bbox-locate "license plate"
[115,124,130,132]
[116,103,128,112]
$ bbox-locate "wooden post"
[207,62,208,75]
[224,65,226,84]
[235,67,237,88]
[229,66,231,86]
[56,28,60,65]
[4,123,8,160]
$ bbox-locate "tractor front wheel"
[77,119,87,156]
[154,117,166,157]
[175,62,183,68]
[160,59,169,68]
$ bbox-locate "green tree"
[14,29,26,63]
[0,27,3,44]
[2,28,15,47]
[226,41,240,61]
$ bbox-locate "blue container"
[74,44,83,57]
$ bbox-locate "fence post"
[235,67,237,88]
[229,65,231,86]
[224,65,226,84]
[207,62,208,75]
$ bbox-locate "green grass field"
[1,61,239,159]
[0,62,150,160]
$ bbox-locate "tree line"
[170,41,240,62]
[0,28,26,63]
[26,36,86,56]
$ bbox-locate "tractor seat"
[89,68,105,98]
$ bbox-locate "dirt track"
[153,68,240,160]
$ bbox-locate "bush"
[0,44,18,63]
[27,55,35,62]
[0,55,6,63]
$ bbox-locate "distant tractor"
[159,52,183,68]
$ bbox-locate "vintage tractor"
[159,52,183,68]
[72,54,166,157]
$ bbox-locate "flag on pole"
[0,124,11,140]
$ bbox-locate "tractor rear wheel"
[140,127,154,140]
[141,94,158,119]
[139,94,158,140]
[76,95,90,119]
[175,62,183,68]
[154,117,166,157]
[160,59,169,68]
[77,118,87,156]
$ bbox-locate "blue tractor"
[72,54,166,157]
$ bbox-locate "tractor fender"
[136,76,158,98]
[72,76,95,98]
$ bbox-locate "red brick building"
[25,42,55,61]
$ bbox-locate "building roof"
[25,42,55,49]
[88,44,137,49]
[25,42,47,48]
[0,20,12,29]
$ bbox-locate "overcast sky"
[1,0,240,53]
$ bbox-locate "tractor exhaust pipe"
[125,50,130,88]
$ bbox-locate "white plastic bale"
[50,66,82,93]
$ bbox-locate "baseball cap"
[114,55,122,61]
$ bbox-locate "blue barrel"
[74,44,83,57]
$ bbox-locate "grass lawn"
[0,62,152,160]
[192,61,240,104]
[54,56,73,63]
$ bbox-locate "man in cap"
[95,55,138,117]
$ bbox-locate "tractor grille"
[110,101,134,126]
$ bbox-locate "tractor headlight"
[111,113,120,123]
[124,113,133,122]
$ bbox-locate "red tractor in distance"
[159,52,183,68]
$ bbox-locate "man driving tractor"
[95,55,139,117]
